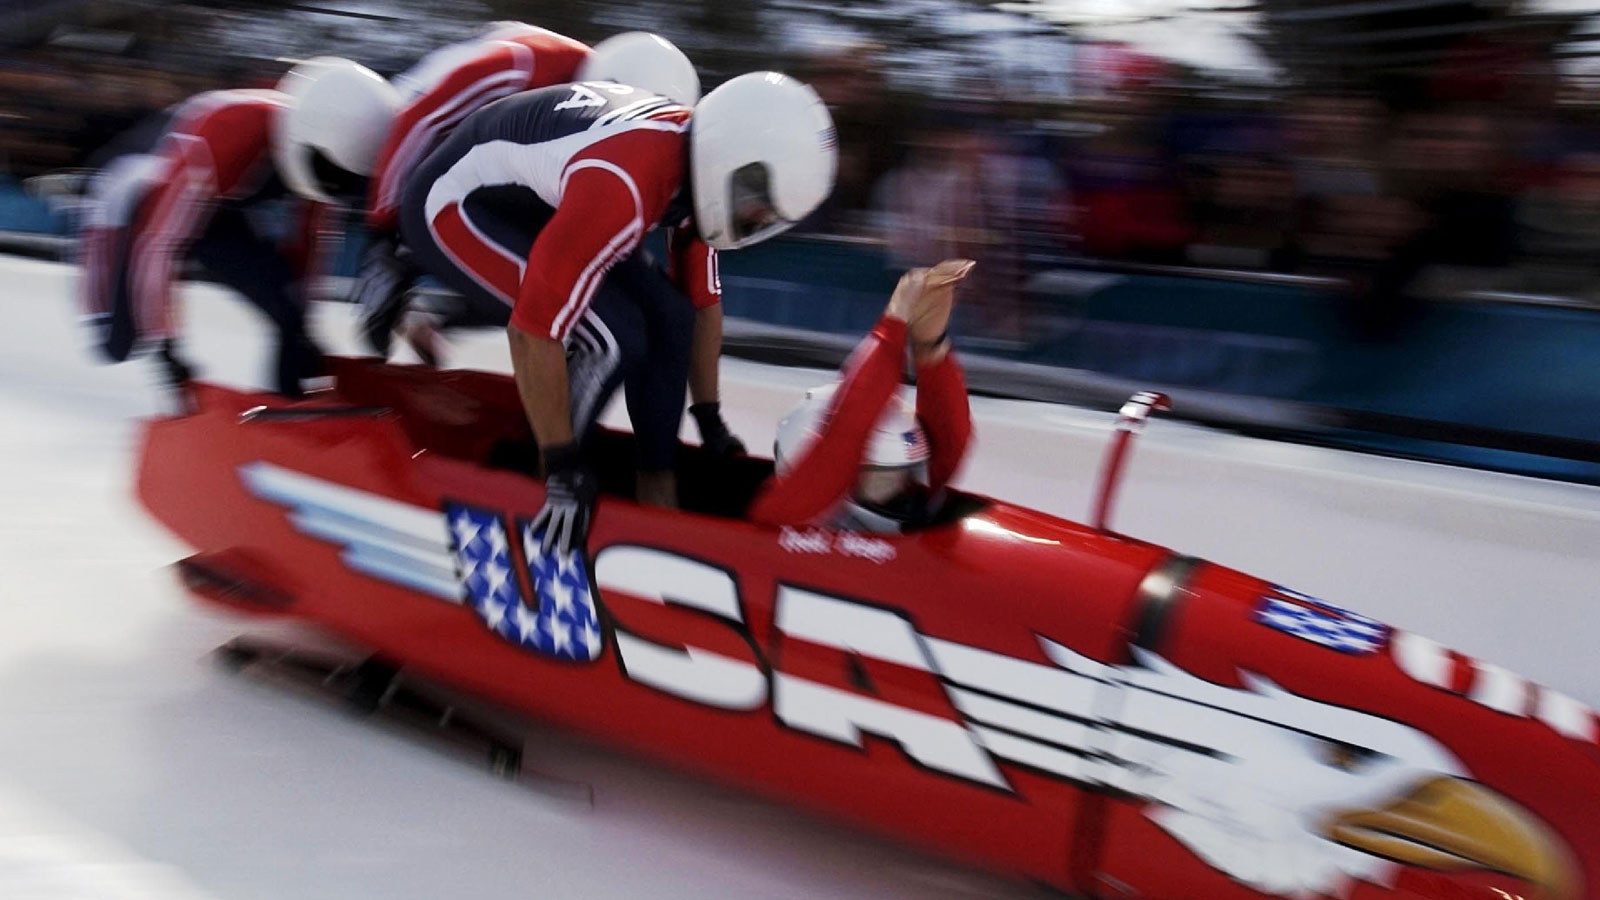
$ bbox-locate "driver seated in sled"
[747,259,975,533]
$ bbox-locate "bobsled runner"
[137,358,1600,900]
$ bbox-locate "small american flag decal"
[1253,586,1390,655]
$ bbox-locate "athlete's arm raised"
[749,260,974,527]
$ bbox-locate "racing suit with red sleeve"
[79,89,328,396]
[397,81,720,472]
[748,316,972,530]
[354,25,593,350]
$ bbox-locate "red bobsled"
[138,358,1600,900]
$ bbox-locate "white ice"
[1,255,1596,899]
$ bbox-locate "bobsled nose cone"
[1322,776,1577,900]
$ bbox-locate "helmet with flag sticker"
[273,57,401,204]
[775,383,929,516]
[689,71,837,251]
[577,32,700,107]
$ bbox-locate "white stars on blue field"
[522,521,603,661]
[445,502,602,662]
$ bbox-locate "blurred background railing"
[5,0,1600,483]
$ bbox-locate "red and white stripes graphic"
[1392,631,1598,743]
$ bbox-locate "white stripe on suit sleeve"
[129,168,193,337]
[130,137,216,340]
[134,171,209,338]
[548,219,641,339]
[548,159,645,339]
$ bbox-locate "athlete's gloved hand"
[533,443,598,558]
[352,233,416,357]
[690,402,746,458]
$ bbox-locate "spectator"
[1286,95,1387,268]
[872,110,1067,340]
[1335,107,1516,336]
[796,42,910,235]
[1069,110,1193,263]
[1389,107,1517,270]
[1515,151,1600,298]
[1188,153,1296,270]
[874,116,993,271]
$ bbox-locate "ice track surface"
[1,255,1598,899]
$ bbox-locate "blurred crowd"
[7,11,1600,333]
[0,57,199,175]
[795,40,1600,335]
[0,0,465,178]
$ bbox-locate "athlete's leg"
[567,284,647,449]
[607,252,694,498]
[92,225,140,363]
[187,207,320,396]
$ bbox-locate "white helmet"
[690,72,837,251]
[577,32,700,107]
[273,57,400,204]
[482,21,541,42]
[775,384,929,508]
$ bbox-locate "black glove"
[690,402,746,458]
[532,443,598,558]
[352,234,417,357]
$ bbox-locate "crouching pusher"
[78,59,400,399]
[395,71,838,556]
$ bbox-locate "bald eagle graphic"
[1037,640,1578,900]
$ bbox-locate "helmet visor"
[305,146,365,203]
[855,464,914,507]
[728,162,788,244]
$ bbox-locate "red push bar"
[1091,391,1170,533]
